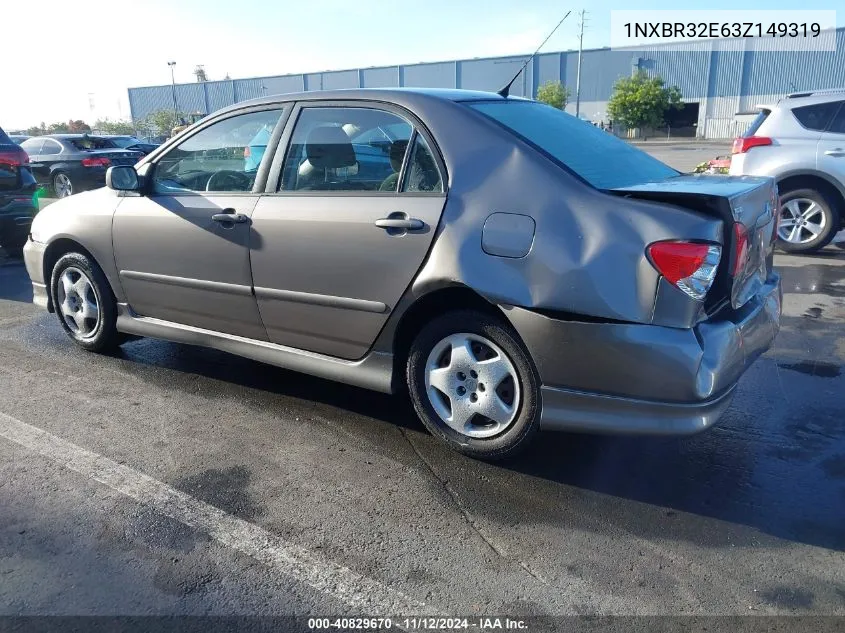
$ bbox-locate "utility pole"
[167,61,178,124]
[575,9,586,118]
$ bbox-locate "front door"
[250,104,447,360]
[113,107,286,339]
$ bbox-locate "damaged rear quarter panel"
[409,102,724,324]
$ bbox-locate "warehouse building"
[128,27,845,139]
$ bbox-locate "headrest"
[305,126,356,169]
[389,140,408,172]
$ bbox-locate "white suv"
[729,90,845,253]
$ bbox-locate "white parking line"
[0,411,437,616]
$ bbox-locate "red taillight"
[732,136,772,154]
[647,241,722,301]
[732,223,749,277]
[243,146,251,158]
[0,150,28,166]
[81,157,111,168]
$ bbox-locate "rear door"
[250,102,447,360]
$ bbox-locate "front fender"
[30,188,124,302]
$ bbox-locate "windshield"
[468,100,679,189]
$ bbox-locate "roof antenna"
[497,9,572,98]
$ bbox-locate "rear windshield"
[467,100,678,189]
[742,109,771,137]
[69,137,118,151]
[109,137,141,148]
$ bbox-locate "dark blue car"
[0,126,38,253]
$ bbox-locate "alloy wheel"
[57,267,100,339]
[779,198,826,244]
[424,332,521,439]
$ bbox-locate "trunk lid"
[83,149,141,166]
[612,174,778,310]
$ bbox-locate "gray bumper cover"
[503,274,782,434]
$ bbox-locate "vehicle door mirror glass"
[106,165,140,191]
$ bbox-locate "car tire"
[53,171,74,198]
[777,188,839,254]
[406,310,540,460]
[50,252,121,353]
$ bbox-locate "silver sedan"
[23,88,781,459]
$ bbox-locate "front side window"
[281,107,413,192]
[154,108,284,194]
[791,101,841,132]
[468,100,679,190]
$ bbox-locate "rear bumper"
[503,274,781,434]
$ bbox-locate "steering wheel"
[206,170,252,192]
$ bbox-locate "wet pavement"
[0,248,844,617]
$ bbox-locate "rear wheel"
[777,188,839,253]
[406,310,540,460]
[53,171,74,198]
[50,252,121,352]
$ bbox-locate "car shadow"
[110,323,845,553]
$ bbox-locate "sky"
[1,0,842,130]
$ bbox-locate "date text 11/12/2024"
[307,617,528,630]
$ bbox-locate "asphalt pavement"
[1,238,845,624]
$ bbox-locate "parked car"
[0,127,38,254]
[101,135,160,157]
[729,90,845,253]
[9,135,30,145]
[19,135,142,198]
[22,89,781,459]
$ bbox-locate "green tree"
[94,118,136,135]
[607,71,683,135]
[142,109,184,135]
[25,123,47,136]
[68,120,91,133]
[536,80,571,110]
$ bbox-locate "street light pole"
[167,61,178,126]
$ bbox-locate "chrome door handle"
[824,148,845,157]
[374,217,424,230]
[211,212,249,223]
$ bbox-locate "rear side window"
[468,101,678,190]
[825,104,845,135]
[791,102,841,131]
[40,140,62,155]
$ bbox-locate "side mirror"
[106,165,140,192]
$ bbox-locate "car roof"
[772,90,845,109]
[214,87,515,116]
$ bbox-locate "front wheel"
[50,252,121,352]
[406,310,540,460]
[778,188,839,253]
